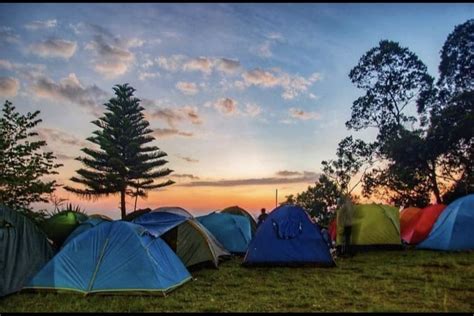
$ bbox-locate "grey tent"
[0,205,54,297]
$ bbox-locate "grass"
[1,249,473,312]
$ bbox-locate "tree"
[428,19,474,203]
[346,40,448,205]
[0,100,63,211]
[64,84,174,219]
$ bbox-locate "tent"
[400,207,421,233]
[243,205,335,266]
[124,206,193,222]
[336,204,402,250]
[24,221,192,295]
[1,205,54,297]
[221,205,257,235]
[417,195,474,251]
[62,216,110,247]
[401,204,446,244]
[133,209,229,268]
[41,211,89,247]
[197,212,252,254]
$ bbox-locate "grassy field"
[1,249,473,312]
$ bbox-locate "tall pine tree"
[64,84,174,219]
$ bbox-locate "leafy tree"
[0,100,62,211]
[346,40,447,205]
[428,19,474,202]
[64,84,174,219]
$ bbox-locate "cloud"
[85,32,139,78]
[252,33,284,58]
[153,128,193,138]
[216,58,240,74]
[30,38,77,59]
[175,81,199,95]
[156,55,186,72]
[175,154,199,163]
[138,71,160,81]
[0,26,20,44]
[208,97,238,116]
[242,69,280,88]
[243,103,262,117]
[171,173,200,180]
[0,77,20,97]
[25,19,57,30]
[0,59,46,81]
[241,68,322,100]
[179,173,320,187]
[37,127,88,147]
[289,107,321,120]
[183,57,214,74]
[31,73,108,115]
[147,103,203,127]
[276,170,302,177]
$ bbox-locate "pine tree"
[0,100,63,211]
[64,84,174,219]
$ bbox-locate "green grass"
[1,249,473,312]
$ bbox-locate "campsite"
[0,3,473,313]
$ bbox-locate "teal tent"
[197,212,252,254]
[24,221,192,295]
[1,205,53,297]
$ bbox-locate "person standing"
[257,208,268,227]
[337,194,354,256]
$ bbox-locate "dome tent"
[24,221,191,295]
[62,216,111,247]
[401,204,446,244]
[417,195,474,251]
[243,205,335,266]
[41,211,89,247]
[400,207,422,236]
[197,212,252,254]
[1,205,54,297]
[133,208,229,269]
[220,205,257,235]
[336,204,402,250]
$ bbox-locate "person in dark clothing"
[257,208,268,227]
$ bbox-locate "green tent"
[221,205,257,235]
[161,219,230,269]
[1,205,54,297]
[41,211,89,247]
[336,204,402,249]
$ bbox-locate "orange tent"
[400,207,421,238]
[401,204,446,244]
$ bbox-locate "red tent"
[400,207,421,235]
[401,204,446,244]
[328,218,337,242]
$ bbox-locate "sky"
[0,3,472,219]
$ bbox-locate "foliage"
[346,25,473,206]
[0,100,63,211]
[64,84,174,219]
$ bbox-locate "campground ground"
[1,249,473,312]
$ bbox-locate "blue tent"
[417,194,474,251]
[24,221,192,295]
[133,211,189,237]
[243,205,335,266]
[133,210,229,268]
[62,217,108,247]
[197,212,252,254]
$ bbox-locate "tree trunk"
[429,161,442,204]
[120,187,127,219]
